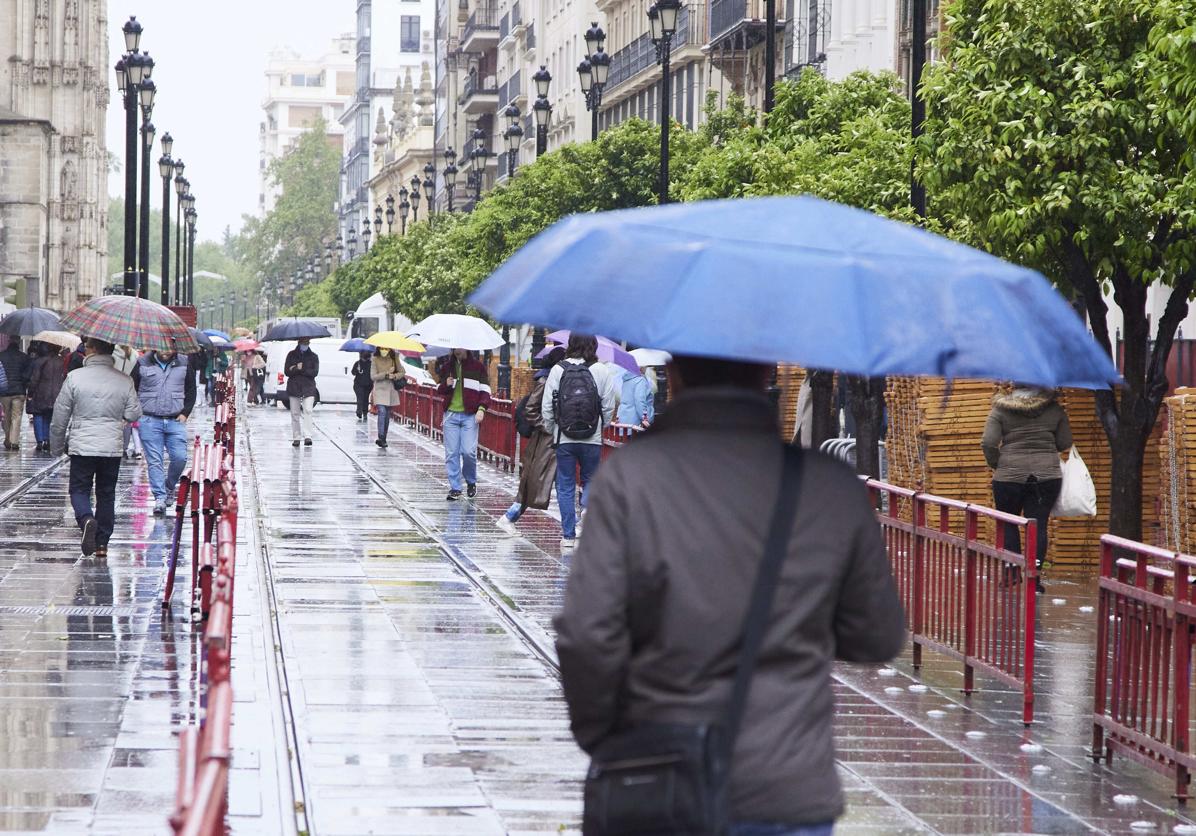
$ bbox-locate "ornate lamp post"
[117,17,144,295]
[398,187,410,234]
[373,205,384,238]
[410,175,422,223]
[335,233,344,267]
[579,24,609,141]
[443,148,458,213]
[503,104,522,179]
[324,241,333,275]
[173,165,186,303]
[362,216,372,252]
[347,226,357,260]
[184,206,196,306]
[649,1,682,205]
[137,70,156,298]
[422,163,436,216]
[158,132,173,306]
[532,66,553,156]
[385,194,395,234]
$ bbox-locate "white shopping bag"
[1052,446,1097,518]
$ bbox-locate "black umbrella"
[0,307,62,337]
[188,328,215,350]
[262,319,332,342]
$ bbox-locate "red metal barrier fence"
[168,371,239,835]
[1092,535,1196,800]
[867,479,1039,725]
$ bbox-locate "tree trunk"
[847,375,886,478]
[809,370,837,449]
[1107,406,1151,541]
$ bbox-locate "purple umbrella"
[539,333,639,374]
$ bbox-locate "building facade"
[259,36,355,214]
[340,0,437,245]
[0,0,109,310]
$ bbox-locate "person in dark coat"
[66,343,86,373]
[554,355,906,833]
[284,338,319,446]
[0,340,33,450]
[351,351,374,421]
[26,342,66,452]
[496,347,564,535]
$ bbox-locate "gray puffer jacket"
[981,388,1073,483]
[50,354,142,458]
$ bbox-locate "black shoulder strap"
[723,445,805,746]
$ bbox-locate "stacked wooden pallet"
[1047,392,1111,568]
[777,364,806,441]
[1159,391,1196,554]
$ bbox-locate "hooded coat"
[982,389,1073,483]
[27,352,65,416]
[514,374,555,510]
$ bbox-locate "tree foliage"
[920,0,1196,538]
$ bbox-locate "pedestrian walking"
[50,338,143,558]
[496,347,565,535]
[0,338,32,450]
[66,342,85,373]
[611,362,655,428]
[554,355,905,836]
[982,385,1073,594]
[541,335,617,550]
[435,348,491,500]
[248,351,267,405]
[285,338,319,447]
[26,342,66,453]
[351,351,373,421]
[370,348,406,447]
[132,349,196,515]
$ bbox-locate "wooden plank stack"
[776,364,806,441]
[1159,390,1196,554]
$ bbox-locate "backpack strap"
[722,446,805,749]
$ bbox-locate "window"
[288,105,322,128]
[401,16,420,52]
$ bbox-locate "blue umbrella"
[340,338,374,353]
[261,319,332,342]
[202,328,231,341]
[470,196,1120,389]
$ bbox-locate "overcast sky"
[105,2,353,244]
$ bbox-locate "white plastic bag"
[1052,446,1097,518]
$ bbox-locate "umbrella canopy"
[630,348,673,368]
[0,307,61,337]
[365,331,426,354]
[60,296,199,354]
[30,330,80,351]
[262,320,332,342]
[539,333,639,374]
[203,328,232,341]
[405,314,503,352]
[470,196,1120,390]
[340,338,374,353]
[233,339,260,352]
[188,328,214,350]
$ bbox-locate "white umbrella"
[630,348,672,368]
[405,313,503,352]
[31,330,80,351]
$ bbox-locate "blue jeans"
[140,416,189,503]
[731,823,834,836]
[32,413,51,444]
[443,411,478,492]
[555,443,601,539]
[377,407,390,440]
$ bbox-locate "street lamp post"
[185,204,196,304]
[117,19,144,295]
[137,73,156,298]
[158,133,173,306]
[649,1,681,205]
[443,148,458,213]
[347,227,357,260]
[422,163,436,216]
[532,66,552,156]
[173,165,185,303]
[385,194,395,235]
[410,176,422,223]
[503,104,522,179]
[335,234,344,267]
[579,24,609,141]
[374,205,384,238]
[398,188,410,234]
[324,241,333,276]
[362,217,372,252]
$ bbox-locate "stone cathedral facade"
[0,0,109,310]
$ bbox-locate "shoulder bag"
[582,447,805,836]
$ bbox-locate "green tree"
[284,281,340,318]
[920,0,1196,539]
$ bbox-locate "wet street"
[4,404,1196,833]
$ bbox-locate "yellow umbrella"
[365,331,425,354]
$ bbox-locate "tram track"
[0,455,66,510]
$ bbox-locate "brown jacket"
[982,389,1072,483]
[515,378,554,510]
[554,388,905,826]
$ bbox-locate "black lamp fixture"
[580,23,609,141]
[649,1,682,206]
[422,162,436,213]
[503,104,522,179]
[373,205,383,237]
[409,175,422,223]
[385,193,395,234]
[324,241,333,274]
[347,226,358,259]
[173,162,186,304]
[443,147,458,213]
[532,66,553,157]
[398,187,410,234]
[137,85,155,299]
[158,132,173,306]
[335,233,344,265]
[362,216,372,250]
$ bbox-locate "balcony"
[605,6,696,94]
[461,6,500,53]
[499,12,510,43]
[708,0,784,52]
[524,22,535,55]
[507,69,522,105]
[458,72,499,115]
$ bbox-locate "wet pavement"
[6,401,1196,834]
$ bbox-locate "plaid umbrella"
[61,296,200,354]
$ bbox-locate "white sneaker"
[495,516,519,536]
[560,537,576,551]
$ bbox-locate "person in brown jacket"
[496,347,564,535]
[554,355,906,834]
[982,385,1073,593]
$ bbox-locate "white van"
[263,337,357,406]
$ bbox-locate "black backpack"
[554,362,603,441]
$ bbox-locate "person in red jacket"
[435,349,491,501]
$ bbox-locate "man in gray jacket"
[132,350,196,515]
[554,355,906,834]
[51,338,142,558]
